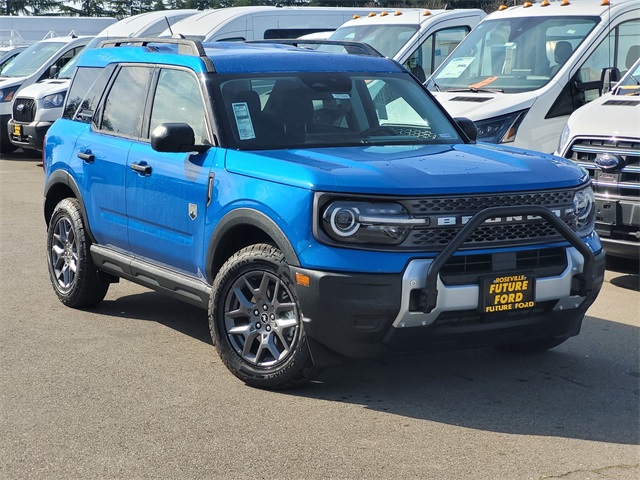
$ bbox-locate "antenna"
[165,16,174,37]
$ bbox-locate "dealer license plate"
[482,273,535,314]
[13,124,21,136]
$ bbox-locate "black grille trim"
[12,97,36,123]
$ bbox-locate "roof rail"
[246,39,384,58]
[97,36,214,72]
[98,36,207,56]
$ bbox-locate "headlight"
[0,85,20,103]
[43,92,66,109]
[322,201,426,245]
[556,122,572,155]
[573,186,595,233]
[474,110,528,143]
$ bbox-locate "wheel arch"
[206,208,300,282]
[44,171,94,241]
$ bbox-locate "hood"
[225,143,588,195]
[432,90,536,121]
[14,78,70,100]
[0,76,26,87]
[566,93,640,139]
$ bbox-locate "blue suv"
[43,38,605,389]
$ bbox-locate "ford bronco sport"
[43,37,605,389]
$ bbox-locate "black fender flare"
[44,170,95,242]
[205,208,300,281]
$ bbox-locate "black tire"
[47,198,109,308]
[496,336,568,353]
[209,244,321,389]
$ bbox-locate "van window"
[329,25,419,59]
[100,66,151,137]
[263,28,332,40]
[578,19,640,102]
[430,17,598,93]
[0,41,66,77]
[403,26,470,82]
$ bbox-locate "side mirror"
[600,67,621,96]
[48,65,58,78]
[150,123,210,153]
[454,117,478,142]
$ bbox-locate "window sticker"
[332,93,350,99]
[232,102,256,140]
[437,57,474,79]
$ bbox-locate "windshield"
[217,71,461,150]
[1,41,65,78]
[615,59,640,96]
[328,25,419,59]
[429,16,598,94]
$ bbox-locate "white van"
[0,35,91,152]
[0,16,116,45]
[427,0,639,153]
[162,6,413,42]
[328,8,486,82]
[7,10,199,153]
[554,56,640,259]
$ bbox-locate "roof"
[486,0,638,19]
[338,8,483,28]
[80,39,403,75]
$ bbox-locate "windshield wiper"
[446,87,504,93]
[425,78,441,92]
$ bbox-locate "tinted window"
[63,67,107,121]
[149,68,208,143]
[100,66,151,137]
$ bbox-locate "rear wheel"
[209,244,321,389]
[47,198,109,308]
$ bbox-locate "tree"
[2,0,63,15]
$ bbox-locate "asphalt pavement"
[1,149,638,479]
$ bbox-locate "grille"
[12,98,35,123]
[566,137,640,200]
[405,191,574,213]
[395,190,576,251]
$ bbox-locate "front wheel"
[209,244,321,389]
[47,198,109,308]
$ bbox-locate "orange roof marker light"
[423,10,432,16]
[523,1,533,7]
[394,10,403,16]
[498,5,508,11]
[561,0,571,5]
[601,0,610,5]
[368,12,376,17]
[352,14,360,19]
[541,0,550,6]
[380,11,388,16]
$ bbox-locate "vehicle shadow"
[92,292,639,445]
[0,148,42,164]
[607,256,639,292]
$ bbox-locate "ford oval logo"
[594,153,623,171]
[16,104,24,112]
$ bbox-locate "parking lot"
[1,148,638,479]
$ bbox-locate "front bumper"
[8,118,51,151]
[292,248,605,362]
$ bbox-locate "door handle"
[130,163,152,175]
[77,150,94,163]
